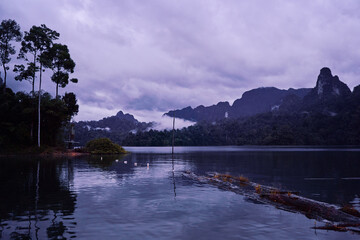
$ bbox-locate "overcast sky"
[1,0,360,124]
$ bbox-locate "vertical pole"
[171,114,176,197]
[172,114,176,173]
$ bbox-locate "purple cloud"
[1,0,360,122]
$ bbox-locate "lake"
[1,146,360,239]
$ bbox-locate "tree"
[17,24,59,147]
[0,19,22,93]
[62,92,79,119]
[13,62,38,85]
[43,43,78,98]
[16,24,59,94]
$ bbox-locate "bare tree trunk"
[56,83,58,98]
[38,64,42,148]
[30,122,33,141]
[32,54,36,94]
[30,55,37,144]
[2,63,6,93]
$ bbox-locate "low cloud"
[151,115,195,131]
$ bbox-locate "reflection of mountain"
[0,157,77,239]
[182,150,360,206]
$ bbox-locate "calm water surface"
[1,146,360,239]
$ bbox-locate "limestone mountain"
[303,67,351,103]
[289,67,354,116]
[165,87,311,122]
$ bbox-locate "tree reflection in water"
[0,157,77,239]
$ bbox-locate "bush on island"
[85,138,127,154]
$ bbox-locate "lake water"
[1,146,360,239]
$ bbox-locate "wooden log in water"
[182,171,360,233]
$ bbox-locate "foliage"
[15,24,59,93]
[42,43,77,98]
[0,19,22,91]
[85,138,127,154]
[0,88,79,150]
[0,19,78,151]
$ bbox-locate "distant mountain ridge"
[165,87,311,122]
[123,67,360,146]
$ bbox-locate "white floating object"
[124,161,127,164]
[100,157,103,161]
[147,163,149,168]
[134,162,137,166]
[115,159,119,162]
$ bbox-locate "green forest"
[0,19,79,151]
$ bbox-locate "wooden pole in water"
[171,114,176,197]
[172,114,175,156]
[172,114,175,172]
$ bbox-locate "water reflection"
[153,149,359,206]
[0,157,77,239]
[0,147,360,240]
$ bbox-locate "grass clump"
[255,184,262,194]
[213,174,249,185]
[237,176,249,183]
[340,205,360,218]
[85,138,127,155]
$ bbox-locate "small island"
[83,138,127,155]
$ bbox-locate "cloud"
[151,115,195,131]
[1,0,360,122]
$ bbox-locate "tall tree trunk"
[2,63,6,93]
[38,64,42,148]
[56,83,58,98]
[31,55,37,143]
[30,122,33,141]
[32,54,36,94]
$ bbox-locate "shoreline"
[0,149,90,158]
[40,149,90,157]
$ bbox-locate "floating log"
[182,171,360,234]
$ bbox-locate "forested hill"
[164,87,311,122]
[74,111,153,145]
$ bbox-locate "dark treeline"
[0,19,78,151]
[0,88,78,149]
[122,112,359,146]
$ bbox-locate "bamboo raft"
[182,171,360,233]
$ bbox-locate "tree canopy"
[0,19,22,92]
[1,19,80,151]
[43,43,77,98]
